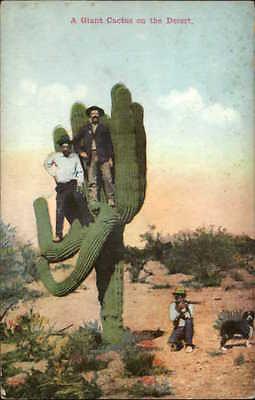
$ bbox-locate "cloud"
[158,87,203,112]
[5,80,89,150]
[201,103,240,125]
[37,83,87,106]
[157,87,240,126]
[17,80,88,108]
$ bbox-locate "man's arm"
[74,155,84,186]
[104,125,114,162]
[169,303,180,321]
[72,127,86,155]
[44,152,58,179]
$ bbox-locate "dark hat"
[57,135,72,146]
[86,105,105,117]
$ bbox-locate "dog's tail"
[214,309,244,331]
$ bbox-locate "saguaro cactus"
[33,83,146,344]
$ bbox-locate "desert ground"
[4,260,255,399]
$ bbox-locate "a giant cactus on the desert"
[33,83,146,344]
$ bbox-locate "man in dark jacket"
[72,105,115,207]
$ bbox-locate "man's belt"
[56,179,77,192]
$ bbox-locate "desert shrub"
[6,367,102,400]
[123,347,155,376]
[124,246,149,282]
[151,283,172,290]
[2,308,53,360]
[61,323,102,363]
[0,219,41,317]
[161,226,237,286]
[181,273,222,288]
[124,225,172,282]
[2,315,103,399]
[140,225,173,263]
[128,378,172,398]
[233,235,255,255]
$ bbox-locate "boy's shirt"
[169,302,194,327]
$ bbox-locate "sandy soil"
[6,264,255,399]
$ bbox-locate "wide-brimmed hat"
[173,287,186,297]
[86,105,105,117]
[57,135,72,146]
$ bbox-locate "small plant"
[5,366,102,399]
[182,273,222,288]
[151,283,172,290]
[3,308,53,360]
[124,246,149,283]
[61,323,102,365]
[0,219,41,317]
[123,346,155,376]
[128,377,172,398]
[234,354,245,366]
[207,350,224,357]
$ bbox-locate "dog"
[220,311,254,350]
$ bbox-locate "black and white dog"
[220,311,254,350]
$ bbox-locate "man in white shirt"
[44,136,92,241]
[168,287,195,353]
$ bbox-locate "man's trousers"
[168,319,194,346]
[87,151,114,203]
[55,180,92,238]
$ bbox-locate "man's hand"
[108,158,113,168]
[80,152,88,158]
[176,300,188,314]
[77,182,83,193]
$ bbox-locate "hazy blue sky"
[1,1,254,242]
[2,1,253,165]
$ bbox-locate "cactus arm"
[131,102,147,210]
[36,204,120,296]
[53,126,70,152]
[110,84,146,224]
[33,197,84,262]
[70,103,89,140]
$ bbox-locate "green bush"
[160,226,237,286]
[6,367,102,399]
[233,235,255,255]
[124,246,149,282]
[61,323,102,363]
[125,225,244,287]
[123,347,155,376]
[128,379,172,398]
[0,219,41,316]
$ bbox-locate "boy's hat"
[173,287,186,296]
[57,135,72,146]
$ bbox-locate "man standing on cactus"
[44,136,92,242]
[72,106,115,208]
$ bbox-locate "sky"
[1,1,254,246]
